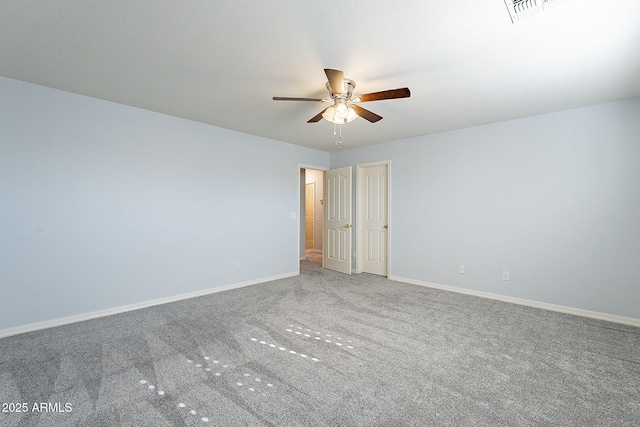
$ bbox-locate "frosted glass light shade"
[322,104,358,124]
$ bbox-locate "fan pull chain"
[332,124,343,139]
[332,124,344,148]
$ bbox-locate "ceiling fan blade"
[353,105,382,123]
[307,108,328,123]
[324,69,345,95]
[358,88,411,102]
[273,97,325,102]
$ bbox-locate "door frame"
[356,161,391,276]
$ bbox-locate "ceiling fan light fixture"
[322,105,336,122]
[345,106,358,123]
[322,103,358,124]
[335,103,349,120]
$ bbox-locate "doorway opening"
[301,168,325,267]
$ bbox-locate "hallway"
[304,249,322,267]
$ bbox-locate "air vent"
[504,0,564,23]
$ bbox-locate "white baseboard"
[0,272,298,339]
[389,275,640,328]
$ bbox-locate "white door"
[324,166,352,274]
[359,163,388,276]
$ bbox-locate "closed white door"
[324,166,352,274]
[360,163,388,276]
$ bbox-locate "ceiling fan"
[273,69,410,125]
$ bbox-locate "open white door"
[324,166,352,274]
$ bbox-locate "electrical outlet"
[459,265,465,274]
[235,261,240,269]
[502,271,509,281]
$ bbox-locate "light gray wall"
[0,77,329,330]
[331,98,640,319]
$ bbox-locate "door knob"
[344,224,352,228]
[384,225,388,229]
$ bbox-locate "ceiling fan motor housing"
[327,79,356,99]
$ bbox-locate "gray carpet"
[1,260,639,426]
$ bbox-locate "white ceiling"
[2,1,639,152]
